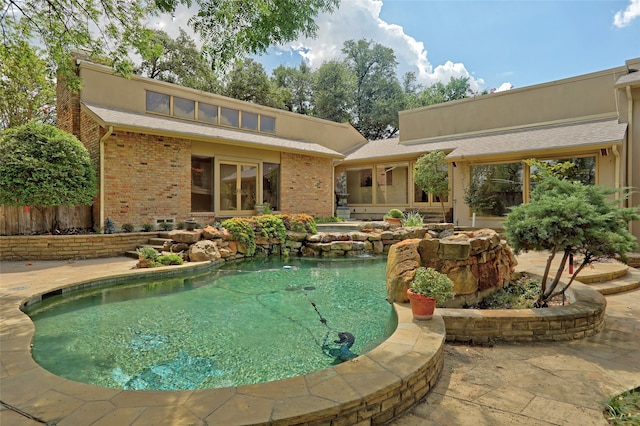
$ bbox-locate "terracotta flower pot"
[385,217,402,227]
[407,288,436,320]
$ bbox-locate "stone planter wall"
[440,282,607,343]
[0,233,158,260]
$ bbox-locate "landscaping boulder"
[169,229,203,244]
[385,239,422,303]
[188,240,220,262]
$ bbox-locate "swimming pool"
[25,257,395,391]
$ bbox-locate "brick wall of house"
[55,75,81,137]
[79,110,102,229]
[102,132,192,229]
[280,152,334,217]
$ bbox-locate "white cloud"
[147,1,510,92]
[275,0,488,91]
[614,0,640,28]
[494,82,514,92]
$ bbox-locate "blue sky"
[157,0,640,92]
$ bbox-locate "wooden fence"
[0,205,93,235]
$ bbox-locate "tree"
[0,27,54,129]
[272,62,315,114]
[342,39,404,140]
[415,77,471,107]
[504,171,638,306]
[0,122,97,211]
[413,151,450,222]
[136,29,219,93]
[313,60,353,122]
[1,0,340,86]
[223,58,282,108]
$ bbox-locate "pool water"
[25,257,395,391]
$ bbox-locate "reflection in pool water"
[25,257,395,390]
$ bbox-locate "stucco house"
[338,57,640,246]
[58,57,639,246]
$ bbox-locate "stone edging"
[439,281,607,344]
[10,262,446,425]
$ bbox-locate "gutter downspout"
[99,126,113,233]
[612,145,620,204]
[626,86,634,210]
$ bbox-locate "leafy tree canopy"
[0,122,97,206]
[1,0,340,87]
[0,24,55,129]
[504,170,638,305]
[223,58,283,108]
[136,29,220,93]
[312,60,354,123]
[342,39,403,140]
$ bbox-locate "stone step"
[587,268,640,295]
[124,250,139,259]
[148,237,172,246]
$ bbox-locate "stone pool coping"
[1,259,445,426]
[1,254,626,425]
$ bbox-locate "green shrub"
[136,246,159,261]
[0,122,97,207]
[255,214,287,242]
[314,216,345,223]
[157,253,183,265]
[141,223,154,232]
[176,221,185,230]
[221,217,256,256]
[384,208,403,219]
[402,211,424,227]
[158,222,174,231]
[409,267,455,305]
[605,388,640,426]
[121,223,134,233]
[279,214,317,233]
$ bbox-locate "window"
[263,162,280,211]
[241,112,258,130]
[346,168,373,204]
[146,91,276,134]
[173,97,195,120]
[376,164,408,204]
[530,156,596,190]
[198,103,218,124]
[220,107,239,127]
[260,116,276,133]
[146,91,170,115]
[191,156,214,212]
[468,162,523,217]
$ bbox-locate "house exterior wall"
[397,58,640,247]
[77,62,366,154]
[399,67,623,143]
[280,153,334,217]
[101,131,192,228]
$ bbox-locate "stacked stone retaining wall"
[0,233,157,260]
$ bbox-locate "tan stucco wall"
[399,67,624,144]
[77,62,366,154]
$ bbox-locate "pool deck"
[1,253,640,425]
